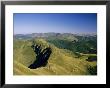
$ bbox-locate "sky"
[14,13,97,34]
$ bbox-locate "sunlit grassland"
[13,38,97,75]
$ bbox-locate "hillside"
[13,38,97,75]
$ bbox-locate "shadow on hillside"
[28,44,52,69]
[86,56,97,62]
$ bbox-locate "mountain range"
[13,32,97,75]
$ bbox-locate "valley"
[13,33,97,75]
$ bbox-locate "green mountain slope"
[13,38,97,75]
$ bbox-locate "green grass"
[13,38,97,75]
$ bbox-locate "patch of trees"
[28,42,52,69]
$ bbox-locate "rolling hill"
[13,34,97,75]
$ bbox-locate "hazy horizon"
[14,32,97,35]
[14,13,97,34]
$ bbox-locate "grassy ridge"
[13,38,97,75]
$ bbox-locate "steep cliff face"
[28,44,52,69]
